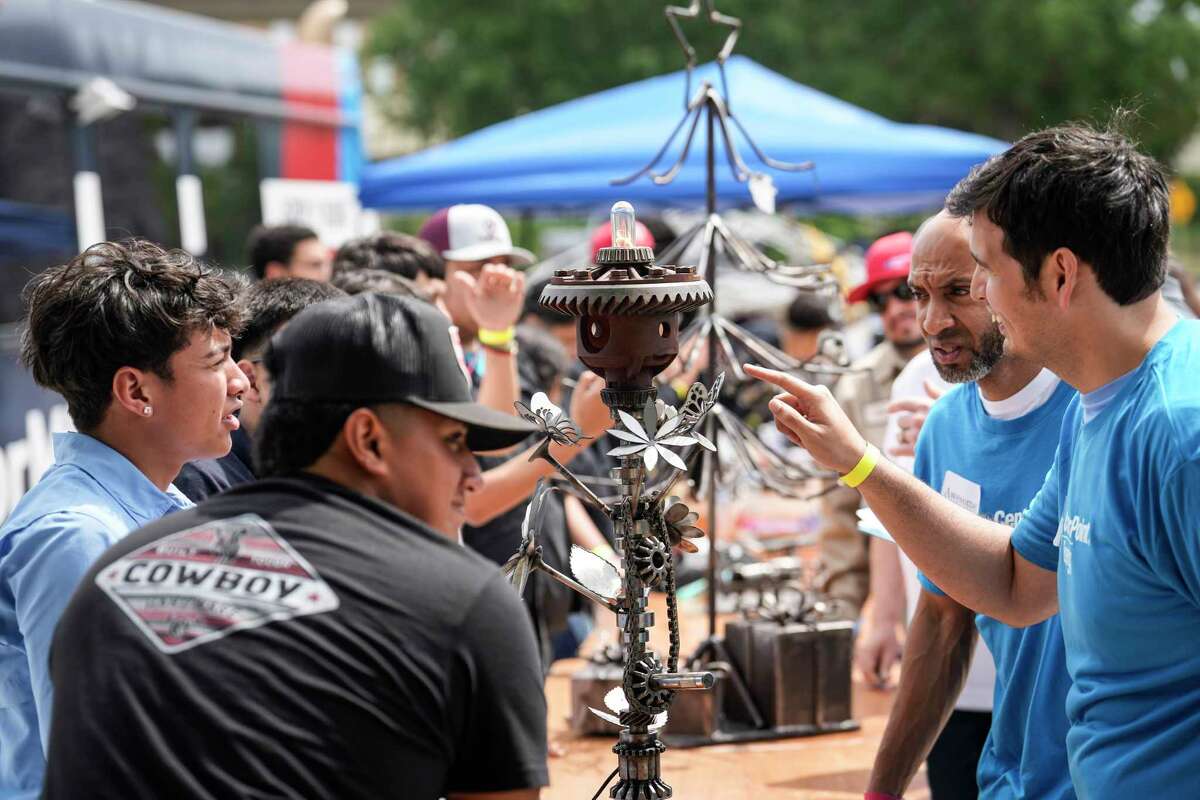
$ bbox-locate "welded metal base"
[610,730,671,799]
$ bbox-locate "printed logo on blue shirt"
[1053,514,1093,575]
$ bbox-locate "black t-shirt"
[44,475,548,800]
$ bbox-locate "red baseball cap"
[589,220,655,262]
[847,231,913,304]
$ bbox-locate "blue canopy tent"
[359,56,1006,215]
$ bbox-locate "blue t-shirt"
[1012,319,1200,799]
[915,379,1077,800]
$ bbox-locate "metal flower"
[501,481,551,596]
[606,397,699,471]
[514,391,587,446]
[663,496,706,554]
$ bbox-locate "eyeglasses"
[866,283,915,312]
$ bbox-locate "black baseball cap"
[266,293,535,451]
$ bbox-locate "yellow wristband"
[478,326,515,347]
[839,443,880,488]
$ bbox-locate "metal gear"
[624,652,671,714]
[629,534,670,588]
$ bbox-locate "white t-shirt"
[885,349,996,711]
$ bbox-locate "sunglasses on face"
[867,283,915,312]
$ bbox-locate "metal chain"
[661,526,681,674]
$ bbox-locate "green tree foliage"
[367,0,1200,161]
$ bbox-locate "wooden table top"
[543,593,930,800]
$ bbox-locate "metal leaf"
[569,545,622,601]
[692,430,717,451]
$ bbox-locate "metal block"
[815,620,853,725]
[746,619,855,730]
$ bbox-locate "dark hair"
[945,121,1170,305]
[786,291,837,331]
[20,239,246,432]
[234,278,346,361]
[522,276,572,326]
[247,224,319,279]
[254,399,356,477]
[330,268,430,302]
[333,232,445,280]
[515,324,569,395]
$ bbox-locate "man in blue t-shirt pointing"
[866,210,1075,800]
[749,123,1200,800]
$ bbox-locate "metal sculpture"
[505,202,721,799]
[601,1,861,748]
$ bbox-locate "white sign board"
[259,178,379,248]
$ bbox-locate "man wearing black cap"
[42,294,549,799]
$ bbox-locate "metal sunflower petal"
[657,445,687,471]
[607,427,648,444]
[617,409,648,441]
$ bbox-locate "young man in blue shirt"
[750,122,1199,798]
[866,211,1075,800]
[0,240,247,798]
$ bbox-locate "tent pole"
[704,96,719,639]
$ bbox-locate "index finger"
[743,363,818,397]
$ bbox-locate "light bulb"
[610,201,636,249]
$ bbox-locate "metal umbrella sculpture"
[505,202,721,799]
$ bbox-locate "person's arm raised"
[745,364,1057,627]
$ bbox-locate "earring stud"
[142,406,152,417]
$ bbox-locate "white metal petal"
[642,397,658,439]
[649,710,669,732]
[607,427,648,444]
[569,545,622,600]
[617,409,648,440]
[603,686,629,714]
[656,413,683,438]
[657,445,688,471]
[643,445,659,471]
[692,431,717,451]
[588,707,623,727]
[657,435,698,447]
[531,391,560,416]
[607,443,648,458]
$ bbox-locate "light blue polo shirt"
[0,432,191,798]
[1012,319,1200,799]
[915,378,1076,800]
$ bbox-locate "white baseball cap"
[417,204,535,266]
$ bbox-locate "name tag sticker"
[941,471,982,515]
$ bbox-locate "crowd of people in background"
[1,121,1200,800]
